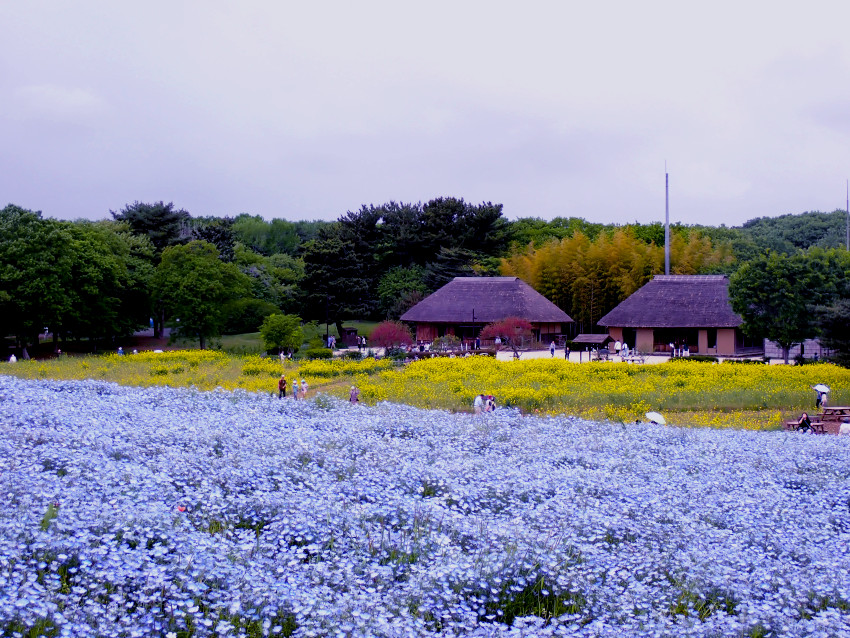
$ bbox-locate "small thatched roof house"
[598,275,758,356]
[401,277,573,344]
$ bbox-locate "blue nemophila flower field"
[1,376,849,637]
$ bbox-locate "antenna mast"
[665,166,670,275]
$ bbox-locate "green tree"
[422,247,481,290]
[505,216,605,249]
[376,266,429,318]
[222,298,280,334]
[111,201,191,338]
[260,313,304,354]
[0,209,156,355]
[816,298,850,366]
[152,241,251,349]
[233,244,303,313]
[300,198,510,328]
[741,209,849,254]
[190,216,236,262]
[233,215,303,256]
[728,251,846,363]
[301,230,374,334]
[59,221,154,349]
[419,197,508,260]
[110,201,190,255]
[0,205,75,357]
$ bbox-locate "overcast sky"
[3,1,850,227]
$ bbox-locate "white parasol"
[813,384,830,394]
[645,411,666,425]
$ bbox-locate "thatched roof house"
[598,275,757,356]
[401,277,573,344]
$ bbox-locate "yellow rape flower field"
[5,351,849,430]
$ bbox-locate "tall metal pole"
[665,169,670,275]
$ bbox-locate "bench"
[785,420,826,433]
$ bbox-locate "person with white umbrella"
[645,411,666,425]
[813,384,829,409]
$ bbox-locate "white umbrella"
[645,411,666,425]
[813,384,830,394]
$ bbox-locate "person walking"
[550,341,556,357]
[300,378,308,399]
[278,375,287,399]
[813,386,829,409]
[564,345,570,361]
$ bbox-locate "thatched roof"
[598,275,742,328]
[401,277,573,324]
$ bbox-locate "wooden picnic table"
[818,406,850,421]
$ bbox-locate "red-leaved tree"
[369,321,414,353]
[480,317,533,358]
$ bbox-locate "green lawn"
[183,320,382,354]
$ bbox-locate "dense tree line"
[300,198,509,335]
[4,198,850,362]
[0,205,155,357]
